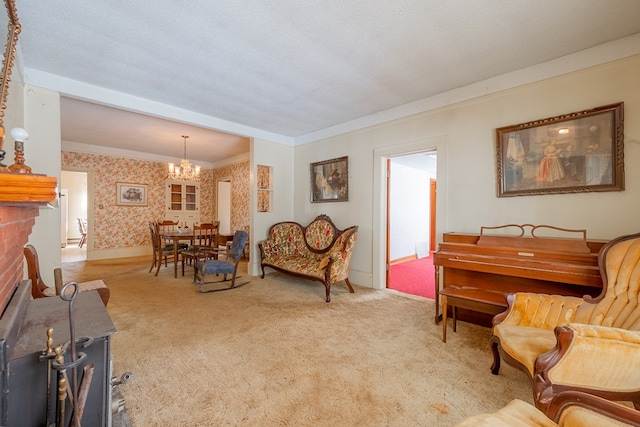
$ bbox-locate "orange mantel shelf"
[0,173,57,204]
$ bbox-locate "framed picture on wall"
[116,182,148,206]
[310,156,349,203]
[496,102,624,197]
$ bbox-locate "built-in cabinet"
[165,180,200,225]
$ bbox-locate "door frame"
[372,136,448,290]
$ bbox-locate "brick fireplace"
[0,205,39,313]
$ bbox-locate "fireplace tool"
[49,282,90,427]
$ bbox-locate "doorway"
[217,180,231,234]
[387,151,437,298]
[61,170,88,262]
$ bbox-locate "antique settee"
[258,214,358,302]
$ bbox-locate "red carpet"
[389,255,435,299]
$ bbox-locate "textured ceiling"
[13,0,640,164]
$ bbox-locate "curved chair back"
[228,230,249,260]
[574,232,640,329]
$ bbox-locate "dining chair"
[157,219,189,249]
[76,217,88,248]
[180,222,219,278]
[150,221,181,276]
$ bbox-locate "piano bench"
[440,286,507,343]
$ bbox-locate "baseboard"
[390,255,417,265]
[88,246,151,260]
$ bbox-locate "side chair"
[76,217,87,248]
[150,221,182,276]
[24,244,110,306]
[194,230,248,293]
[180,222,219,278]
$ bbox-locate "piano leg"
[434,265,441,324]
[441,294,447,343]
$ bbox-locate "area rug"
[63,257,531,426]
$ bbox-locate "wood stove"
[0,280,116,426]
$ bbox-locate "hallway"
[62,244,86,263]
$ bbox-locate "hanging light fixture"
[168,135,201,181]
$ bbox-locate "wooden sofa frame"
[258,214,358,302]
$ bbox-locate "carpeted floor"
[389,255,435,299]
[62,257,531,426]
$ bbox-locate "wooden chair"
[157,219,189,250]
[24,244,110,306]
[194,230,249,292]
[180,222,219,278]
[76,217,87,248]
[150,222,181,276]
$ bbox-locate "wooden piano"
[434,224,607,340]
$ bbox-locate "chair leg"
[149,249,157,273]
[490,340,501,375]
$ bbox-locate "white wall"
[250,138,295,275]
[294,55,640,290]
[24,84,62,285]
[389,162,432,260]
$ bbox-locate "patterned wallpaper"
[211,161,251,232]
[62,151,249,251]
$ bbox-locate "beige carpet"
[62,257,532,426]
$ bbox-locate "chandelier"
[168,135,201,181]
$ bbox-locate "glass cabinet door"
[185,184,197,211]
[170,184,183,211]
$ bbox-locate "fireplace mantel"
[0,172,57,315]
[0,173,57,205]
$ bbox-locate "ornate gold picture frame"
[496,102,624,197]
[310,156,349,203]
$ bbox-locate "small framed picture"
[310,156,348,203]
[116,182,148,206]
[496,102,624,197]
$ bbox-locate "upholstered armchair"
[490,232,640,400]
[454,390,640,427]
[534,324,640,411]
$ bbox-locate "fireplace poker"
[57,376,67,427]
[60,282,81,427]
[71,363,94,425]
[39,328,55,427]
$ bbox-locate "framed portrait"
[496,102,624,197]
[116,182,148,206]
[310,156,349,203]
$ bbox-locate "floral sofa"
[258,214,358,302]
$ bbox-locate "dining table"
[159,230,194,278]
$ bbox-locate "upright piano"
[433,224,607,325]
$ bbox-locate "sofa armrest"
[258,239,284,259]
[534,324,640,411]
[546,390,640,425]
[326,227,358,280]
[493,292,585,330]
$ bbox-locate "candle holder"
[8,127,32,174]
[0,126,8,172]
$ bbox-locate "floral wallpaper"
[211,161,250,232]
[62,151,249,251]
